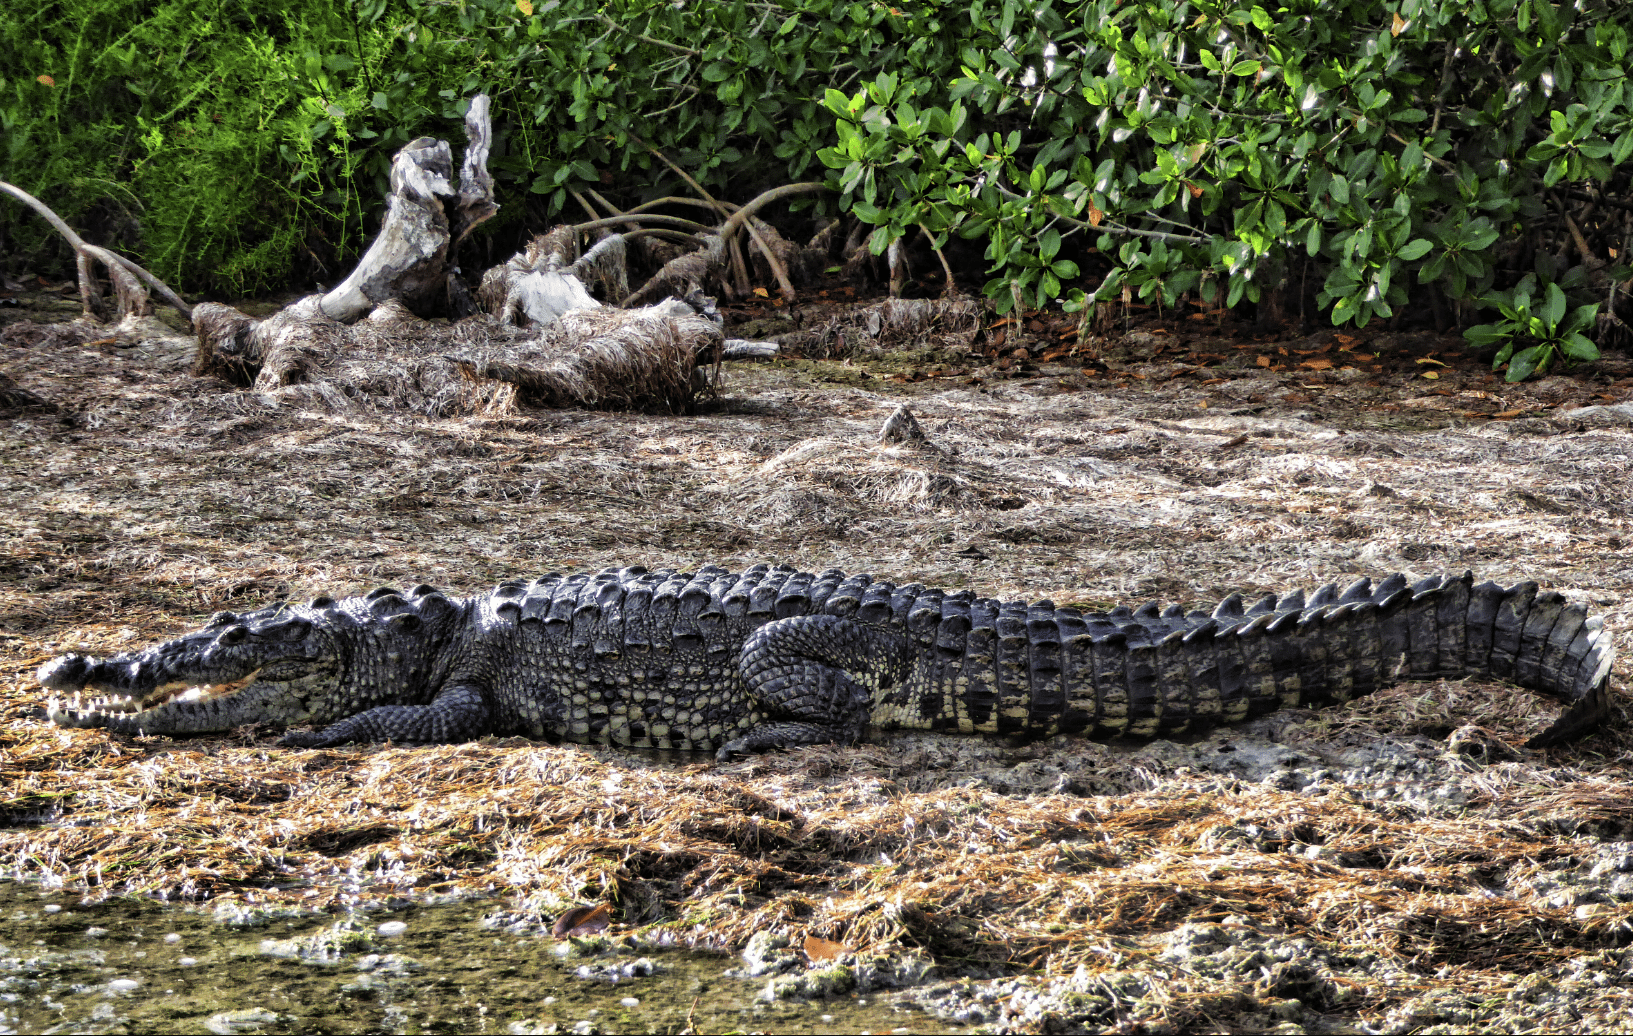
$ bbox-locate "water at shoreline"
[0,881,952,1035]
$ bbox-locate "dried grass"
[781,296,983,359]
[2,310,1632,1029]
[201,304,717,417]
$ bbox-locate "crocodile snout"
[37,654,94,690]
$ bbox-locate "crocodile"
[37,564,1617,758]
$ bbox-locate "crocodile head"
[37,601,357,735]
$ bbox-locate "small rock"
[878,405,928,445]
[205,1008,291,1034]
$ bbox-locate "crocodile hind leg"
[718,615,916,760]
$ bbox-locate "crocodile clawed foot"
[278,729,341,749]
[715,721,852,762]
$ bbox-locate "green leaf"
[1265,200,1286,236]
[1565,303,1601,332]
[1396,238,1433,261]
[1466,220,1500,251]
[1039,228,1060,261]
[1330,292,1356,325]
[1506,344,1547,382]
[871,71,898,105]
[1561,332,1600,360]
[1541,281,1567,329]
[1613,131,1633,165]
[816,148,851,170]
[851,199,882,222]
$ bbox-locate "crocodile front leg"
[279,684,492,747]
[718,615,916,760]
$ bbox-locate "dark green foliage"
[1465,271,1601,381]
[6,0,1633,381]
[1,0,946,295]
[0,0,434,294]
[823,0,1633,375]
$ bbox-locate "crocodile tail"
[1118,571,1615,746]
[1038,571,1613,741]
[1448,573,1613,746]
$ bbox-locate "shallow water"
[0,882,953,1035]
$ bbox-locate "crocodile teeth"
[68,671,264,713]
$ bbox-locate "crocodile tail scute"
[1217,571,1615,746]
[1041,571,1614,745]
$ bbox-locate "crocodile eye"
[208,611,239,628]
[219,625,248,645]
[278,619,313,641]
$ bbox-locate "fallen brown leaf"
[804,935,850,961]
[553,902,612,938]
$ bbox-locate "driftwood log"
[189,96,733,414]
[192,96,505,387]
[6,92,962,414]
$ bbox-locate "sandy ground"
[3,294,1633,1032]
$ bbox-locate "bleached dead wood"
[722,339,779,359]
[190,124,723,414]
[194,96,500,381]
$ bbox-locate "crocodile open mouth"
[67,670,263,714]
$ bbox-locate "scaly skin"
[38,565,1618,758]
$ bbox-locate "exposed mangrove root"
[0,179,191,321]
[621,235,728,309]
